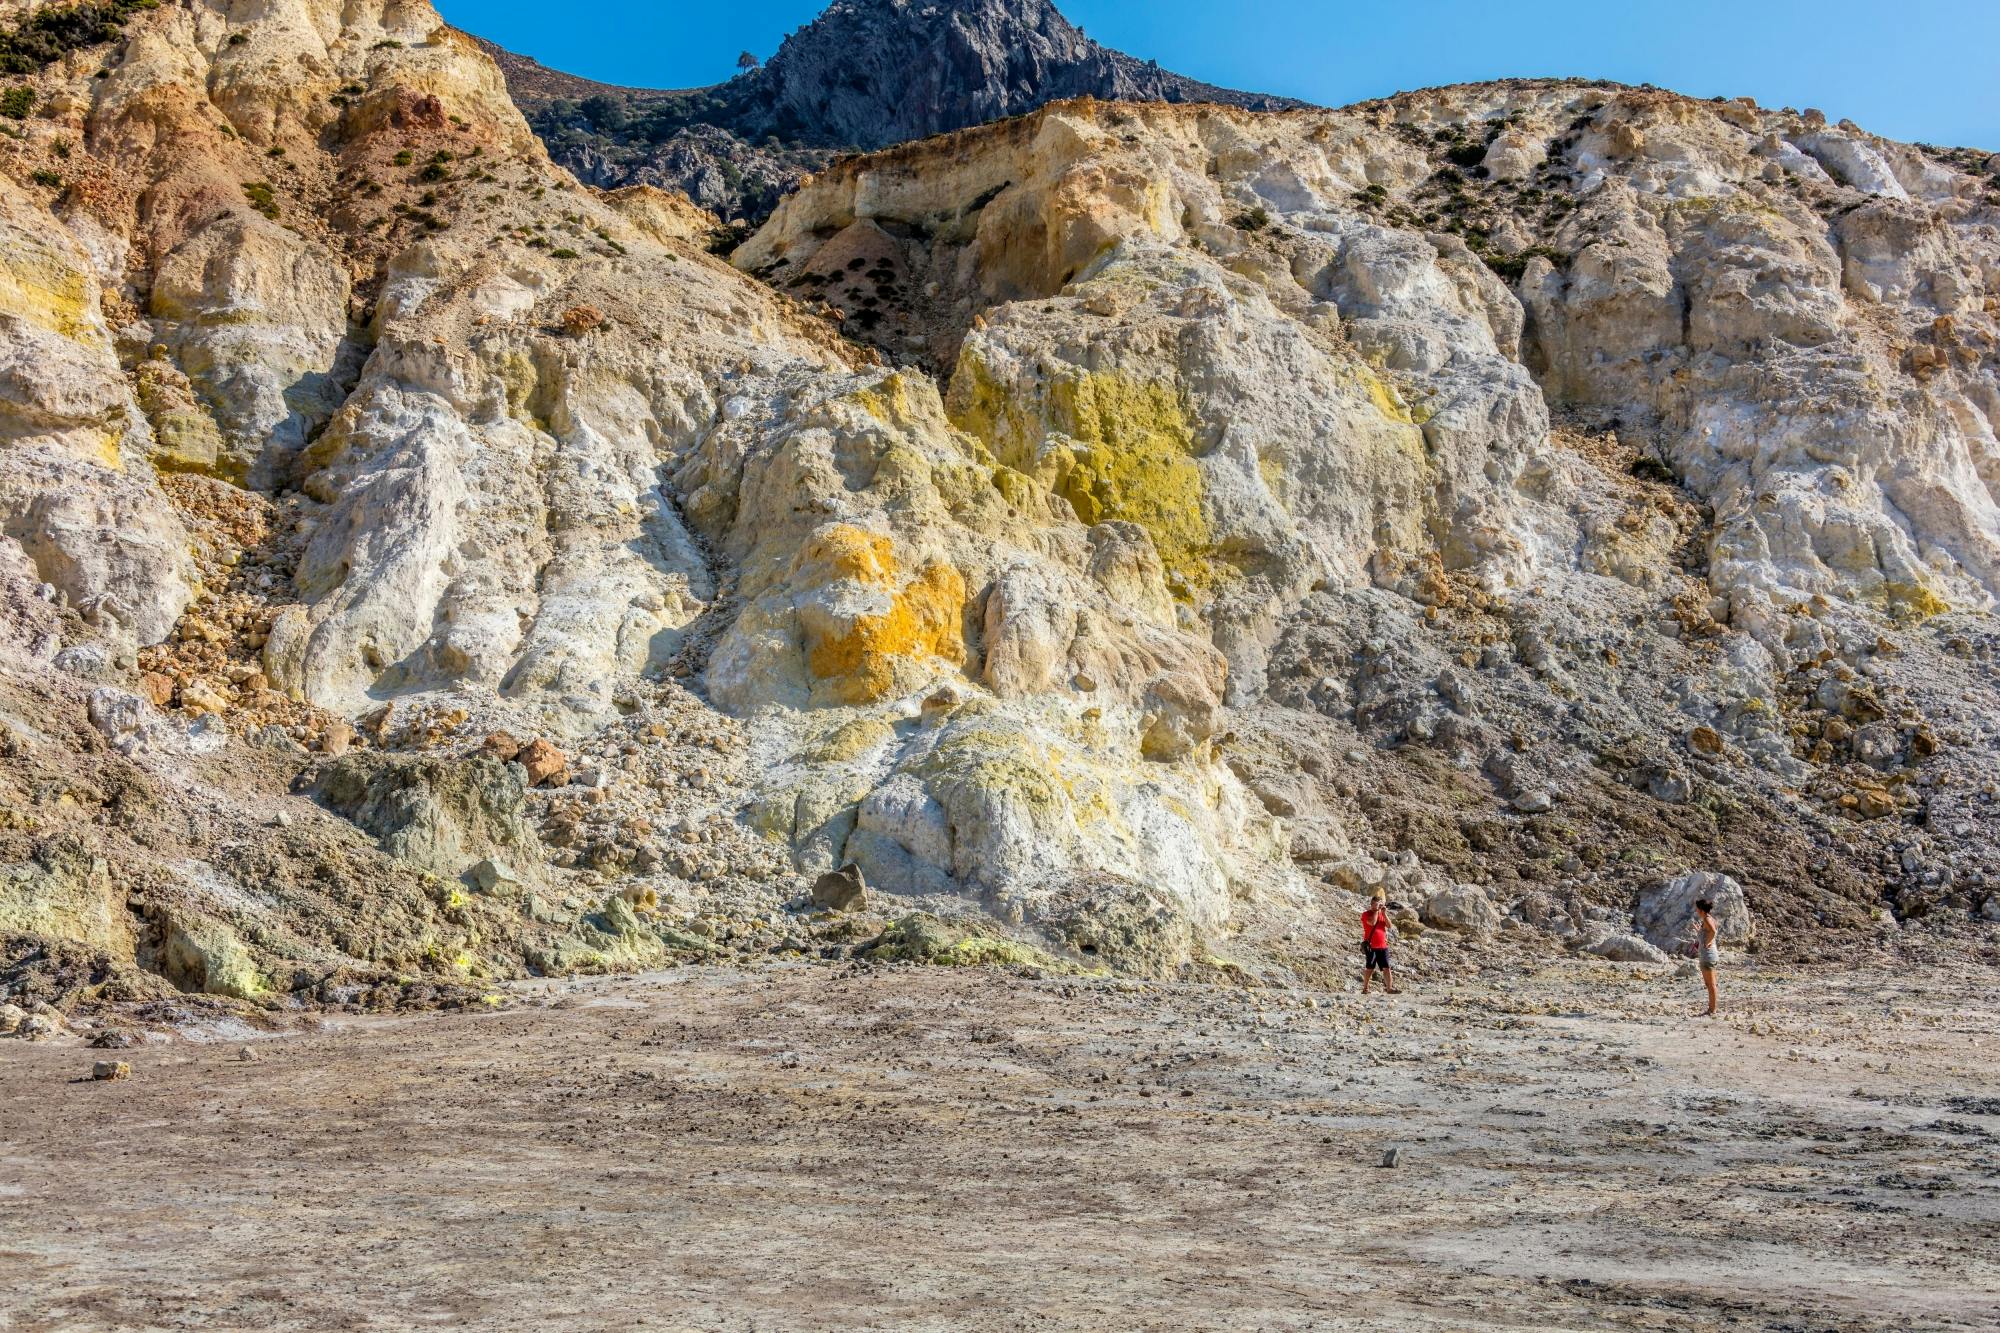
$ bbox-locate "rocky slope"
[485,0,1299,220]
[0,1,1996,1019]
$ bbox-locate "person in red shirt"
[1360,889,1400,994]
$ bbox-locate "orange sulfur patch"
[798,525,967,705]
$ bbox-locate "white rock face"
[0,189,194,645]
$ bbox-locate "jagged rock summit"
[733,0,1298,149]
[481,0,1300,218]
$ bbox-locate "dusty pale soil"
[3,955,1998,1332]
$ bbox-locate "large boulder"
[308,754,544,879]
[1635,872,1754,954]
[1586,932,1671,965]
[1421,884,1500,936]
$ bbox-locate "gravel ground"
[3,956,1998,1331]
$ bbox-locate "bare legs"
[1699,964,1717,1017]
[1363,965,1400,995]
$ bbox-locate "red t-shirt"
[1362,907,1389,949]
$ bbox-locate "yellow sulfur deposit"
[953,359,1214,595]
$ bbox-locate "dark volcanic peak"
[482,0,1302,219]
[743,0,1300,149]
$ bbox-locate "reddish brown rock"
[516,738,568,787]
[138,672,176,708]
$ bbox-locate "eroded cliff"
[1,2,1996,1015]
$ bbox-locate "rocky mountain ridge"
[0,0,1996,1019]
[481,0,1300,219]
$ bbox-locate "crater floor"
[4,953,1997,1331]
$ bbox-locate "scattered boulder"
[0,1002,25,1036]
[1511,789,1554,815]
[1635,871,1754,953]
[598,893,645,938]
[1586,932,1671,964]
[138,671,176,708]
[310,753,544,877]
[92,1060,132,1081]
[858,913,1057,969]
[1422,884,1500,936]
[516,738,568,787]
[811,862,867,912]
[1029,878,1195,977]
[86,687,174,757]
[469,857,523,895]
[159,916,262,999]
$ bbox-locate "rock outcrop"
[480,0,1299,220]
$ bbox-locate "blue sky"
[439,0,2000,149]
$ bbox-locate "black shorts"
[1363,946,1391,971]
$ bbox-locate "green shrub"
[1232,205,1271,232]
[0,0,160,77]
[1477,243,1567,284]
[549,248,580,259]
[392,149,412,166]
[242,181,278,219]
[30,167,62,188]
[0,85,33,119]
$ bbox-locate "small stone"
[138,670,176,708]
[1852,787,1897,819]
[0,1002,25,1037]
[180,679,230,716]
[1379,1147,1400,1168]
[1689,725,1723,756]
[92,1060,132,1081]
[238,1045,257,1063]
[1511,789,1554,815]
[470,858,522,894]
[811,862,867,912]
[321,720,356,757]
[481,730,523,762]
